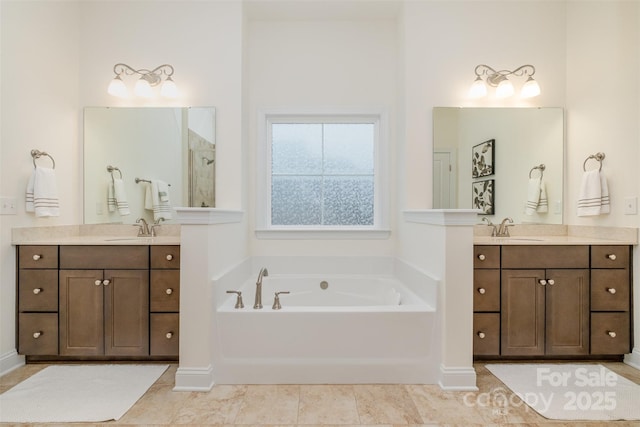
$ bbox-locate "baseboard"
[0,350,24,376]
[624,348,640,370]
[173,364,214,391]
[438,364,478,391]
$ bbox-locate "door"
[433,151,455,208]
[501,269,545,356]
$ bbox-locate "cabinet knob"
[607,254,617,261]
[165,332,174,339]
[477,254,486,261]
[477,288,486,295]
[102,279,110,286]
[607,331,617,338]
[166,288,173,295]
[33,331,42,339]
[539,279,547,286]
[32,254,41,261]
[547,279,555,285]
[477,332,486,339]
[607,288,617,294]
[166,254,174,261]
[95,280,102,286]
[33,288,43,294]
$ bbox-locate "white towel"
[537,179,548,213]
[113,178,130,216]
[577,170,610,216]
[145,180,172,221]
[107,181,116,213]
[525,177,542,215]
[25,166,59,217]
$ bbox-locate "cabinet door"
[501,269,545,356]
[59,270,104,356]
[104,270,149,356]
[545,269,589,355]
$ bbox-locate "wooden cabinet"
[17,244,180,361]
[473,244,632,359]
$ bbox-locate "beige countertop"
[473,224,637,246]
[474,235,636,245]
[11,224,181,245]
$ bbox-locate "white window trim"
[256,108,390,239]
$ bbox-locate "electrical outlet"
[0,197,17,215]
[624,196,638,215]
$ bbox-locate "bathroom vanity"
[14,226,180,361]
[473,230,635,359]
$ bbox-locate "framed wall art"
[472,138,495,178]
[472,179,494,215]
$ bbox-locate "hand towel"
[537,179,548,213]
[26,166,60,217]
[577,169,609,216]
[107,181,116,213]
[144,183,153,210]
[525,177,542,215]
[113,178,130,216]
[150,180,172,221]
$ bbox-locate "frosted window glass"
[272,124,322,174]
[272,176,322,225]
[324,124,374,174]
[324,176,374,225]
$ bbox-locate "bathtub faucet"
[253,267,269,309]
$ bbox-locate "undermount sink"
[103,237,148,242]
[506,238,544,242]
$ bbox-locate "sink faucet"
[134,218,151,236]
[150,217,165,237]
[497,217,514,237]
[482,217,497,237]
[253,267,268,309]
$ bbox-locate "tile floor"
[1,362,640,426]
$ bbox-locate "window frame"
[256,108,390,239]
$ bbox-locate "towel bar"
[135,177,171,186]
[107,165,123,182]
[30,149,56,169]
[529,164,545,178]
[583,152,605,171]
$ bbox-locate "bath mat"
[486,364,640,420]
[0,364,168,423]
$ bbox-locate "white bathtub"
[212,259,441,384]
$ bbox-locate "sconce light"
[469,64,540,99]
[107,63,179,99]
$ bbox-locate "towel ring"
[529,164,546,179]
[583,152,605,172]
[31,149,55,169]
[106,165,123,181]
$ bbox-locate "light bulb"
[495,78,514,98]
[107,75,128,98]
[160,77,179,98]
[134,78,154,98]
[469,77,487,98]
[521,76,541,98]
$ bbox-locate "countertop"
[473,224,637,246]
[11,224,181,245]
[474,235,636,245]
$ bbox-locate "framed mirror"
[433,107,564,224]
[83,107,216,224]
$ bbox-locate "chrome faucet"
[253,267,268,309]
[134,218,151,236]
[497,217,514,237]
[482,217,497,237]
[150,217,165,237]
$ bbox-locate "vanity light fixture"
[107,63,179,99]
[469,64,540,99]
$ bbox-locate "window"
[257,111,389,238]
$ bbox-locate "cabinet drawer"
[150,313,179,356]
[151,245,180,269]
[473,313,500,356]
[591,313,630,355]
[474,269,500,312]
[18,270,58,312]
[151,270,180,312]
[474,246,500,269]
[19,245,58,269]
[60,245,148,269]
[502,245,589,269]
[591,246,629,269]
[18,313,58,355]
[591,269,629,311]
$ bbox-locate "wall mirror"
[433,107,564,224]
[84,107,216,224]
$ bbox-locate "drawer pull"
[607,288,617,294]
[539,279,547,286]
[166,332,174,339]
[547,279,555,285]
[33,288,43,294]
[32,254,41,261]
[166,254,174,261]
[477,288,486,295]
[33,331,43,339]
[102,279,111,286]
[607,254,617,261]
[95,280,102,286]
[477,332,486,339]
[477,254,486,261]
[166,288,173,295]
[607,331,617,338]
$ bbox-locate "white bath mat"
[486,364,640,421]
[0,364,168,423]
